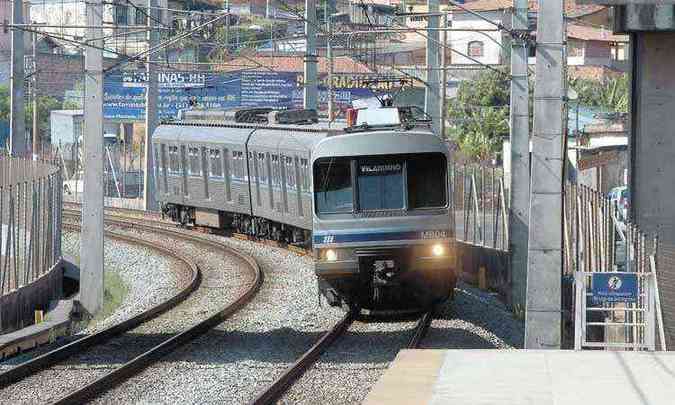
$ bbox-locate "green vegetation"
[90,270,129,325]
[446,69,512,162]
[569,74,629,113]
[0,85,63,143]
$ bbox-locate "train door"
[180,145,188,197]
[294,156,303,217]
[266,152,273,210]
[160,143,168,194]
[252,151,261,206]
[281,155,289,213]
[201,146,209,199]
[222,147,232,202]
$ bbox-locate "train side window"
[257,152,267,183]
[168,145,179,174]
[160,144,167,174]
[209,149,222,177]
[285,156,296,189]
[188,147,201,176]
[300,158,309,191]
[271,154,280,186]
[231,150,244,180]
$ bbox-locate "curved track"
[0,211,262,404]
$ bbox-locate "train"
[152,107,456,311]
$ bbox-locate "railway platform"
[364,349,675,405]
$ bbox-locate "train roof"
[312,129,448,161]
[153,120,347,153]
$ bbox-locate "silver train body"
[152,114,456,310]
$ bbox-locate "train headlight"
[432,244,445,257]
[325,249,338,262]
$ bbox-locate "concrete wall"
[456,242,511,305]
[631,32,675,242]
[0,260,63,334]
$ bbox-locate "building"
[447,0,627,68]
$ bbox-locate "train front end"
[312,126,456,311]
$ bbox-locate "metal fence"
[565,183,665,350]
[450,163,509,251]
[0,156,63,297]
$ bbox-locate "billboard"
[103,70,387,121]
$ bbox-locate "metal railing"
[450,163,509,252]
[566,183,666,351]
[0,156,63,297]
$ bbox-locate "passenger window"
[168,146,179,174]
[258,152,267,183]
[188,147,201,176]
[300,158,309,191]
[209,149,222,177]
[286,156,296,189]
[271,155,280,186]
[160,144,167,173]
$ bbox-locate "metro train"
[152,107,456,310]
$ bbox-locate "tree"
[447,69,511,161]
[569,74,628,113]
[27,95,61,143]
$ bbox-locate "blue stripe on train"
[313,230,448,245]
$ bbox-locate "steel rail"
[407,310,434,349]
[249,310,356,405]
[0,223,201,389]
[47,210,263,403]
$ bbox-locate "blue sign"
[592,272,638,303]
[103,70,384,121]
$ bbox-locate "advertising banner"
[103,70,385,121]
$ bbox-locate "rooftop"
[452,0,606,17]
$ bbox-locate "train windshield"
[357,158,405,210]
[314,158,354,214]
[313,153,447,215]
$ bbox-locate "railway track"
[250,309,435,405]
[0,211,262,404]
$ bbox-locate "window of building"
[168,146,179,174]
[188,147,201,175]
[209,149,222,177]
[468,41,484,57]
[285,156,296,189]
[135,7,147,26]
[115,5,129,25]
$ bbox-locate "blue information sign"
[591,272,638,303]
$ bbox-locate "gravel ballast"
[0,223,252,405]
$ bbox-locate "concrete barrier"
[456,241,511,304]
[0,259,63,333]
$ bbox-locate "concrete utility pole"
[327,14,334,123]
[439,13,448,138]
[303,0,318,110]
[32,30,38,160]
[425,0,440,135]
[525,0,565,349]
[509,0,530,313]
[143,0,159,211]
[10,0,26,155]
[81,0,105,315]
